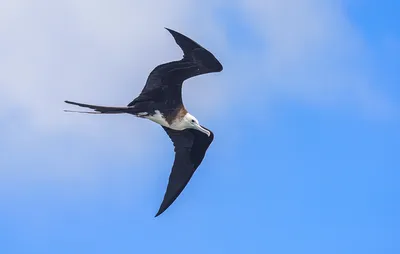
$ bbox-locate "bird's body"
[65,28,223,217]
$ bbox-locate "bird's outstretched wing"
[155,126,214,217]
[128,28,223,106]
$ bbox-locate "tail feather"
[64,109,101,114]
[64,100,132,114]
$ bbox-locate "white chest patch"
[144,110,169,127]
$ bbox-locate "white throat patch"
[169,113,193,131]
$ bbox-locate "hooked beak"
[194,124,211,136]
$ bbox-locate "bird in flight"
[64,28,223,217]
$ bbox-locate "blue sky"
[0,1,399,253]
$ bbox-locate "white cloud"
[0,0,225,131]
[0,0,229,194]
[222,0,396,119]
[1,0,395,128]
[0,0,396,191]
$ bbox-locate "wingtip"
[164,27,178,37]
[163,27,223,72]
[154,210,163,218]
[155,204,167,217]
[164,27,172,32]
[155,201,172,217]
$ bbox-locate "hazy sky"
[1,1,399,253]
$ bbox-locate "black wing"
[155,126,214,217]
[128,28,223,106]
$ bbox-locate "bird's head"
[182,113,211,136]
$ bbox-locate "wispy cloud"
[0,0,224,131]
[225,0,396,118]
[0,0,395,188]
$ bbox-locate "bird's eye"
[191,120,195,123]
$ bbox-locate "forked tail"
[64,100,134,114]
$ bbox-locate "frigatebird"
[64,28,223,217]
